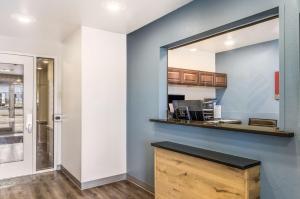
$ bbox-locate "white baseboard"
[60,165,127,190]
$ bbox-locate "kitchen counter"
[150,118,294,137]
[152,141,261,198]
[151,141,260,169]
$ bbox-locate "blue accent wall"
[127,0,299,198]
[216,40,279,124]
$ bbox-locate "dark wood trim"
[163,7,279,49]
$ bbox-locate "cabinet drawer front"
[199,72,214,86]
[182,71,198,85]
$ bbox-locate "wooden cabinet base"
[154,148,260,199]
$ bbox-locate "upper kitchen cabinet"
[168,67,227,88]
[199,72,214,87]
[214,73,227,88]
[168,68,182,84]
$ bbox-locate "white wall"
[168,49,215,71]
[168,85,216,100]
[168,49,216,100]
[81,27,126,182]
[62,30,82,180]
[61,27,127,183]
[0,35,63,56]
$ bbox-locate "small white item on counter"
[169,103,174,113]
[214,105,222,119]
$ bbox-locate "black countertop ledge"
[150,119,294,137]
[151,141,261,170]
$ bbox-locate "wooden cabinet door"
[214,73,227,87]
[199,72,214,86]
[168,68,182,84]
[182,70,198,85]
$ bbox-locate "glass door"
[0,53,34,180]
[36,57,54,170]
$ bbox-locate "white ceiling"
[172,18,279,54]
[0,0,192,42]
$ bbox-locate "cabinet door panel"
[199,72,214,86]
[182,70,198,85]
[168,68,182,84]
[214,73,227,87]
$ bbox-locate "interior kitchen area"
[164,17,285,135]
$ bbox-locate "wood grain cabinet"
[154,148,260,199]
[182,70,198,85]
[168,68,182,84]
[199,71,214,86]
[214,73,227,87]
[168,67,227,88]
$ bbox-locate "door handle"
[26,113,32,134]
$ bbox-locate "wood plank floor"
[0,171,154,199]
